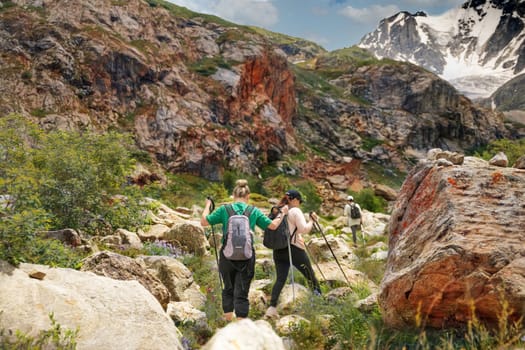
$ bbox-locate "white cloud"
[169,0,278,27]
[339,4,401,24]
[212,0,279,27]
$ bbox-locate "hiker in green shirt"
[201,179,287,321]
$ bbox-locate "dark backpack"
[350,204,361,219]
[223,204,254,260]
[263,207,296,250]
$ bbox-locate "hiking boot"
[313,289,322,297]
[264,306,279,319]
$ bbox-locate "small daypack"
[223,204,254,260]
[350,204,361,219]
[263,207,289,250]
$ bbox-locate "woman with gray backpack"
[200,179,287,322]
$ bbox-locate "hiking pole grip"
[207,196,215,213]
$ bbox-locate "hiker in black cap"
[265,189,321,319]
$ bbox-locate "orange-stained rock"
[380,156,525,329]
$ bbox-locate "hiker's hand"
[280,205,289,215]
[310,212,318,221]
[204,198,214,213]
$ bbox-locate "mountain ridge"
[358,0,525,99]
[0,0,512,197]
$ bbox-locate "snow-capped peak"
[358,0,525,99]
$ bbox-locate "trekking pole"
[207,196,223,290]
[311,213,350,285]
[283,216,295,303]
[303,241,327,283]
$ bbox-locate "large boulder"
[165,222,210,256]
[81,251,170,310]
[139,255,206,309]
[380,157,525,328]
[202,319,285,350]
[0,261,183,349]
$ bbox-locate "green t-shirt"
[206,202,272,243]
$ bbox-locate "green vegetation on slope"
[0,115,147,266]
[472,138,525,166]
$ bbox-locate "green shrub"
[0,115,147,266]
[296,181,322,214]
[266,174,292,198]
[21,70,32,80]
[189,56,232,76]
[0,313,78,349]
[203,182,229,203]
[474,138,525,166]
[34,130,139,233]
[350,188,387,213]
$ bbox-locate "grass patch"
[0,313,78,349]
[189,56,234,76]
[292,65,343,97]
[362,161,406,190]
[361,136,384,152]
[0,1,16,11]
[30,108,50,118]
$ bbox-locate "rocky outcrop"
[0,261,183,349]
[380,156,525,328]
[295,61,510,177]
[1,0,296,180]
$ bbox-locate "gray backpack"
[223,204,254,260]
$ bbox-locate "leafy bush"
[0,115,146,266]
[350,188,388,213]
[203,182,229,203]
[266,174,292,198]
[296,182,322,214]
[474,138,525,166]
[34,130,138,232]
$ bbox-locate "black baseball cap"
[286,189,303,203]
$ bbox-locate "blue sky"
[167,0,466,51]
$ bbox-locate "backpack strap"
[290,226,298,243]
[242,205,254,217]
[225,204,235,217]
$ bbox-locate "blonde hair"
[232,179,250,199]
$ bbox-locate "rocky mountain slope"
[359,0,525,99]
[0,0,512,192]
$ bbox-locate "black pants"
[270,244,320,307]
[219,249,255,318]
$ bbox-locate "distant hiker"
[343,195,362,245]
[201,179,288,322]
[265,189,321,319]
